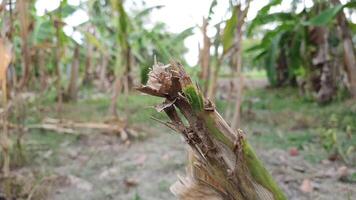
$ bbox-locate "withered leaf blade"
[136,85,167,97]
[203,99,215,112]
[169,76,183,97]
[155,99,176,112]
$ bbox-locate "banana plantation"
[0,0,356,199]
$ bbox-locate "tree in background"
[0,38,12,177]
[17,0,33,89]
[0,0,14,177]
[332,0,356,97]
[66,44,80,100]
[247,0,356,103]
[198,17,211,96]
[107,0,131,117]
[104,0,193,117]
[230,0,250,130]
[201,0,250,128]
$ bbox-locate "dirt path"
[40,127,356,200]
[48,130,185,200]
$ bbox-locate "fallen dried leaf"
[320,159,331,165]
[134,154,147,166]
[99,167,118,180]
[155,99,176,112]
[124,177,139,188]
[161,153,171,161]
[300,179,313,193]
[337,166,348,179]
[328,153,339,161]
[120,129,128,141]
[289,147,299,156]
[67,175,93,191]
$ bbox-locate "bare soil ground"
[2,77,355,200]
[35,128,354,200]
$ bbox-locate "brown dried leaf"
[67,175,93,191]
[99,168,118,180]
[289,147,299,157]
[300,179,313,193]
[0,38,12,97]
[136,85,167,97]
[120,129,129,141]
[337,166,348,179]
[161,153,171,161]
[146,64,172,94]
[170,176,223,200]
[155,99,176,112]
[124,177,139,188]
[134,154,147,166]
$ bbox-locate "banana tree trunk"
[207,57,221,102]
[99,54,109,91]
[332,0,356,97]
[83,43,93,85]
[54,19,63,115]
[311,27,336,103]
[37,49,48,91]
[207,24,221,101]
[199,17,211,95]
[108,76,122,117]
[123,46,133,94]
[231,3,249,130]
[17,0,31,89]
[66,45,80,101]
[276,50,289,86]
[0,37,12,177]
[108,48,130,117]
[138,61,286,200]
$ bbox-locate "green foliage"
[243,87,356,165]
[305,1,356,26]
[243,141,287,200]
[173,27,194,44]
[247,0,355,90]
[84,31,105,53]
[116,0,130,46]
[305,4,344,26]
[247,12,292,36]
[84,0,191,84]
[183,85,204,111]
[132,192,142,200]
[222,6,237,54]
[208,0,218,20]
[264,33,281,86]
[247,0,282,35]
[32,18,55,44]
[140,65,150,84]
[131,24,193,82]
[53,0,77,18]
[319,114,356,165]
[247,21,299,86]
[247,7,303,86]
[134,5,164,20]
[320,128,337,152]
